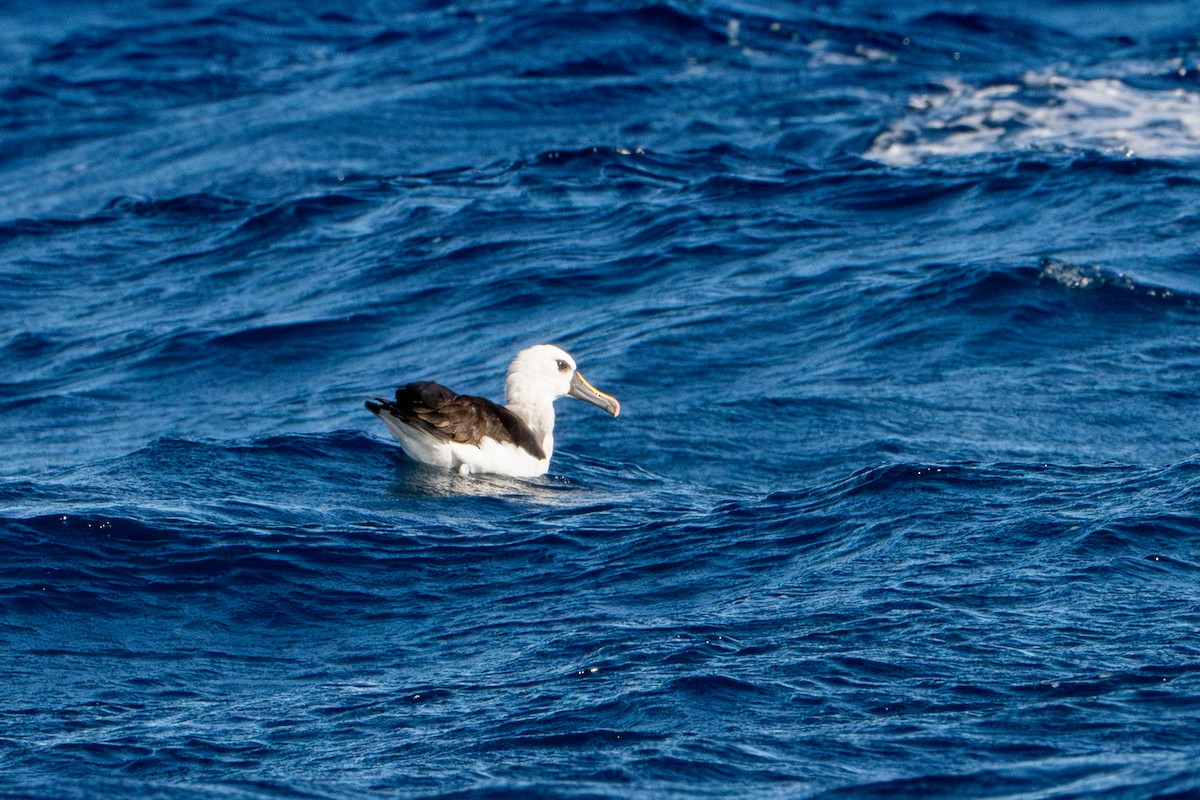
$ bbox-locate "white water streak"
[868,71,1200,165]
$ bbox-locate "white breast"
[449,438,549,477]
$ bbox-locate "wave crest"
[1039,258,1199,304]
[868,71,1200,166]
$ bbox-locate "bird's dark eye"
[556,359,570,372]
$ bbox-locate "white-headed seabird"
[366,344,620,477]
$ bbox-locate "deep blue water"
[4,1,1200,797]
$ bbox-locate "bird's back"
[366,381,547,469]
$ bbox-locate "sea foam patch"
[868,71,1200,165]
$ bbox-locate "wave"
[5,448,1200,793]
[1037,258,1200,303]
[868,71,1200,166]
[21,439,1196,535]
[821,752,1200,800]
[838,256,1200,341]
[946,257,1200,307]
[104,192,252,220]
[8,3,1200,796]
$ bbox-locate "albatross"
[366,344,620,477]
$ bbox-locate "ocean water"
[4,1,1200,797]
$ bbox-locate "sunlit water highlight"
[3,2,1200,798]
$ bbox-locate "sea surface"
[3,1,1200,798]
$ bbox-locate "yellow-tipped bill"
[568,370,620,416]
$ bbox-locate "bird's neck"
[506,394,556,458]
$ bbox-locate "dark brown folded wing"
[366,380,546,460]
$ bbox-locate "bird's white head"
[505,344,620,416]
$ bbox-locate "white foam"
[867,71,1200,166]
